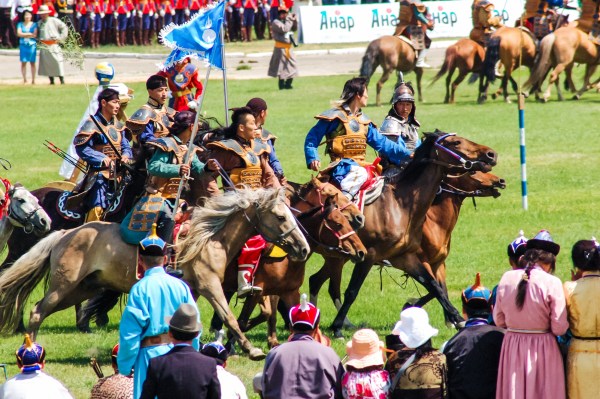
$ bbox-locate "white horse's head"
[3,183,51,235]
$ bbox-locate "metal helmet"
[95,62,115,86]
[392,83,415,104]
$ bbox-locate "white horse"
[0,179,52,253]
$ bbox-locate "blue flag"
[159,1,225,69]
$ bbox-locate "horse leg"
[509,75,519,96]
[376,69,392,107]
[501,70,512,103]
[573,64,598,100]
[330,259,374,338]
[546,62,566,102]
[327,260,356,329]
[444,66,453,104]
[308,261,334,306]
[415,67,424,102]
[478,73,488,104]
[209,290,234,342]
[239,294,263,332]
[450,70,467,104]
[265,295,279,348]
[198,275,266,360]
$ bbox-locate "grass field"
[0,66,599,398]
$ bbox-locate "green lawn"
[0,67,599,398]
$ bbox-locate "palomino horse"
[524,26,600,102]
[307,131,498,337]
[206,178,367,347]
[480,26,537,103]
[359,35,424,106]
[309,171,505,328]
[0,188,310,360]
[429,39,486,104]
[0,179,51,250]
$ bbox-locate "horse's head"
[317,196,367,262]
[427,130,498,173]
[308,176,365,230]
[5,183,51,235]
[254,188,310,262]
[442,171,506,198]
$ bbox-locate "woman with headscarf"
[493,230,568,399]
[563,239,600,399]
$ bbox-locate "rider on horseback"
[305,77,411,199]
[73,88,133,222]
[202,107,281,298]
[520,0,576,39]
[470,0,503,46]
[379,81,421,171]
[393,0,434,68]
[120,111,218,276]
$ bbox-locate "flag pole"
[172,64,213,214]
[220,13,230,127]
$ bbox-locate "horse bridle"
[433,133,489,171]
[6,185,46,234]
[243,200,302,250]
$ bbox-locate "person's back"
[263,334,343,399]
[0,372,73,399]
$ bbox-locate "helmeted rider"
[393,0,435,68]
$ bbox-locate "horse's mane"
[177,188,283,264]
[388,130,444,185]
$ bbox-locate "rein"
[432,133,475,170]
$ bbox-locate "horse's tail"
[483,36,501,83]
[523,33,556,91]
[429,45,455,87]
[0,230,65,333]
[77,290,123,327]
[360,40,379,85]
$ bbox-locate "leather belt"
[507,328,549,334]
[140,333,171,348]
[41,40,58,45]
[174,89,192,97]
[573,335,600,340]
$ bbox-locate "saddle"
[395,34,418,53]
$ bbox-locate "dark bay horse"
[523,27,600,102]
[307,131,498,337]
[429,38,485,104]
[0,188,310,360]
[309,171,505,328]
[360,35,424,106]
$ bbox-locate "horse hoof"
[342,318,357,330]
[333,329,344,339]
[504,98,512,104]
[248,347,266,361]
[491,93,497,100]
[572,95,580,101]
[77,325,92,334]
[95,313,109,328]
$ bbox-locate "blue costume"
[74,111,132,221]
[117,230,200,399]
[304,104,410,187]
[17,22,37,63]
[259,128,284,179]
[126,97,175,146]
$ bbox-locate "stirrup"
[237,285,262,299]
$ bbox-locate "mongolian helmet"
[392,82,415,104]
[461,273,492,309]
[95,62,115,86]
[16,334,46,373]
[507,230,528,260]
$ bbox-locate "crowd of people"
[2,231,599,399]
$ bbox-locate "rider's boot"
[237,265,261,298]
[415,48,430,68]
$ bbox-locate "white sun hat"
[392,307,438,349]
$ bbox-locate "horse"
[205,178,368,348]
[523,26,600,102]
[429,39,486,104]
[0,179,51,250]
[304,131,497,338]
[359,35,424,106]
[309,171,505,329]
[479,26,537,103]
[0,188,310,360]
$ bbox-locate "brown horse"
[309,171,505,328]
[0,188,309,360]
[429,38,486,104]
[480,26,537,103]
[307,131,498,337]
[524,27,600,102]
[359,35,423,106]
[212,180,368,348]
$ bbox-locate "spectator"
[117,228,200,399]
[16,9,37,84]
[442,273,505,399]
[563,239,600,399]
[91,344,134,399]
[493,229,568,399]
[261,294,345,399]
[267,5,297,90]
[37,4,68,85]
[386,307,447,399]
[201,341,248,399]
[140,303,220,399]
[342,328,390,399]
[0,334,74,399]
[0,0,16,48]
